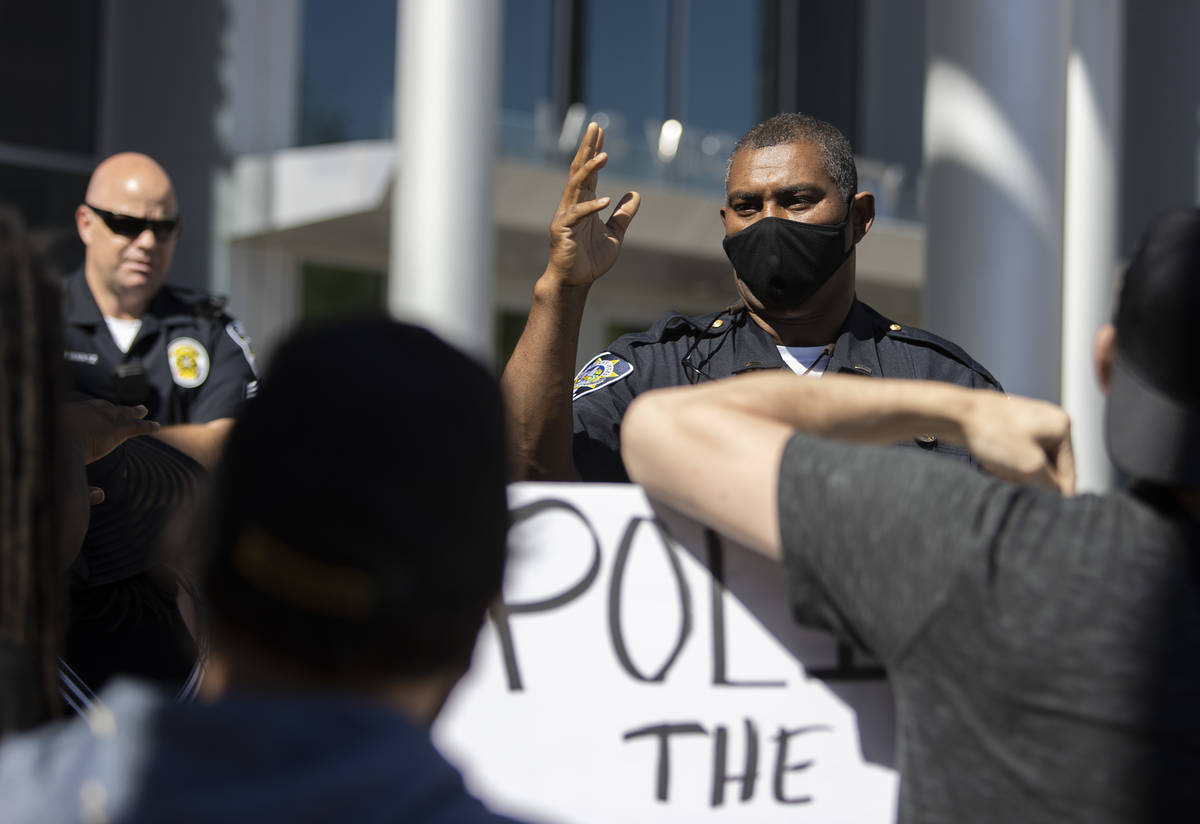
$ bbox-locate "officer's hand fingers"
[561,152,608,205]
[569,122,601,173]
[606,192,641,240]
[557,197,611,227]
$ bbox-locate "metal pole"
[390,0,502,363]
[1062,0,1123,492]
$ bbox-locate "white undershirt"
[777,344,831,377]
[104,316,142,354]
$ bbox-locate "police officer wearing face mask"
[502,113,1001,482]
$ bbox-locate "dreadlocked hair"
[0,205,66,730]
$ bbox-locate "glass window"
[499,0,555,161]
[0,2,101,154]
[580,0,670,128]
[0,164,88,275]
[859,0,924,171]
[680,0,763,137]
[298,0,397,146]
[502,0,554,115]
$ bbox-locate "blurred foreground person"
[0,205,75,732]
[0,317,526,823]
[0,207,156,734]
[622,210,1200,822]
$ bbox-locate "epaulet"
[625,305,741,346]
[161,284,229,320]
[866,305,1002,390]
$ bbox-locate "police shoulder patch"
[167,336,210,389]
[572,352,634,400]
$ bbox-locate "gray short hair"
[726,113,858,205]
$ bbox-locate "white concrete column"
[1062,0,1123,492]
[390,0,502,362]
[923,0,1071,401]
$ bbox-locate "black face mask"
[722,215,853,309]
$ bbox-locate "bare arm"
[500,122,641,481]
[152,417,235,470]
[621,373,1075,558]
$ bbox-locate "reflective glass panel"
[502,0,554,114]
[580,0,670,128]
[0,164,89,274]
[298,0,398,145]
[0,2,100,154]
[681,0,762,137]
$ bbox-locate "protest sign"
[435,482,897,823]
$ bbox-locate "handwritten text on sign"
[434,483,897,824]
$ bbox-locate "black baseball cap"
[1105,208,1200,486]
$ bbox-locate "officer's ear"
[76,204,94,246]
[850,192,875,245]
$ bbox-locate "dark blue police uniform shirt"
[62,270,258,424]
[572,298,1002,481]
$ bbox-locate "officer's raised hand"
[500,123,642,482]
[547,122,641,286]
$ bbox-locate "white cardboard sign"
[434,483,897,823]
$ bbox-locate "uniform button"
[711,319,724,328]
[916,434,937,444]
[852,364,872,375]
[889,323,902,332]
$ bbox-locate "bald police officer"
[502,113,999,482]
[64,153,257,469]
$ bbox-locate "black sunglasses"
[85,204,182,241]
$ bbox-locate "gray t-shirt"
[778,433,1200,823]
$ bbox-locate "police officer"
[64,153,257,469]
[502,113,1000,482]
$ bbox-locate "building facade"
[4,0,1198,381]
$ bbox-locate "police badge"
[572,352,634,400]
[167,336,211,388]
